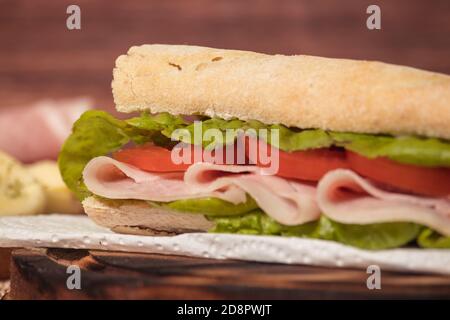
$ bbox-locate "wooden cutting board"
[0,248,12,279]
[8,248,450,299]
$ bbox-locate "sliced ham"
[83,156,216,202]
[317,169,450,236]
[83,157,320,225]
[185,163,318,224]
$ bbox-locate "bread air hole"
[195,63,207,71]
[195,57,223,71]
[168,62,182,71]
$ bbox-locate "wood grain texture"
[0,0,449,110]
[9,248,450,300]
[0,248,12,279]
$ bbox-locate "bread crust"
[82,197,214,236]
[112,44,450,139]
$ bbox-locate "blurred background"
[1,0,449,110]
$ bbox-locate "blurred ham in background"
[0,98,91,163]
[0,98,90,216]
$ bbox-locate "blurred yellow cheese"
[0,151,46,216]
[27,161,83,214]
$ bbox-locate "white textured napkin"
[1,214,450,274]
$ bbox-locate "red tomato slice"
[250,147,349,181]
[113,144,191,172]
[243,136,348,181]
[347,151,450,197]
[114,142,252,172]
[113,142,450,197]
[277,148,350,181]
[245,138,450,196]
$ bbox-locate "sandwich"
[59,44,450,250]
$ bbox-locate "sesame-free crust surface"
[113,44,450,139]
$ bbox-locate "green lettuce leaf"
[149,196,258,216]
[209,212,422,250]
[93,193,428,250]
[210,210,318,236]
[126,112,188,137]
[325,218,423,250]
[330,132,450,167]
[165,117,333,151]
[417,228,450,248]
[158,116,450,166]
[58,110,165,200]
[209,212,262,235]
[58,111,131,200]
[58,111,193,200]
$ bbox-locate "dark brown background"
[0,0,449,111]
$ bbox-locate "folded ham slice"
[185,163,319,224]
[317,169,450,236]
[83,157,320,225]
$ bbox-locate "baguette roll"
[113,44,450,139]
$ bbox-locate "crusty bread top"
[112,44,450,139]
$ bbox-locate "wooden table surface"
[7,248,450,299]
